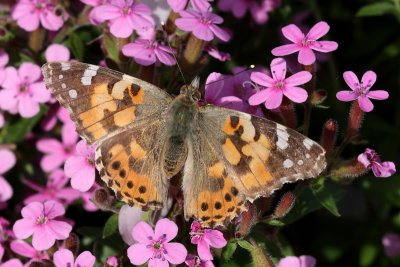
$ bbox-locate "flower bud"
[272,191,296,219]
[311,89,327,105]
[182,34,205,71]
[279,99,297,129]
[330,158,368,185]
[235,204,257,239]
[321,119,338,155]
[64,233,80,256]
[347,101,364,138]
[250,243,274,267]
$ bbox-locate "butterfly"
[41,62,326,227]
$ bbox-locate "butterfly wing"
[42,62,172,209]
[183,105,326,226]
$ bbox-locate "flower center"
[122,7,131,15]
[301,37,314,47]
[275,81,284,89]
[35,3,44,10]
[36,215,48,225]
[200,15,211,25]
[146,234,168,260]
[19,84,28,93]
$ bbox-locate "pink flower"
[11,0,66,32]
[127,218,187,266]
[93,0,155,38]
[0,62,51,118]
[218,0,280,25]
[10,240,49,265]
[249,58,312,109]
[336,71,389,112]
[358,148,396,178]
[189,221,227,261]
[122,38,176,66]
[53,248,96,267]
[0,50,9,85]
[106,256,119,266]
[383,233,400,258]
[36,123,79,172]
[276,255,316,267]
[13,200,72,251]
[167,0,211,12]
[45,44,70,62]
[185,254,214,267]
[80,0,107,25]
[0,149,16,203]
[64,140,96,192]
[0,259,23,267]
[118,205,145,245]
[271,21,338,65]
[41,105,72,132]
[204,46,231,62]
[175,9,230,42]
[23,169,80,205]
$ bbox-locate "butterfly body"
[42,62,327,227]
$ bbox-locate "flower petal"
[367,90,389,100]
[307,21,330,40]
[53,249,74,267]
[361,70,377,87]
[299,255,316,267]
[70,166,96,192]
[18,63,41,83]
[250,72,274,87]
[119,205,144,245]
[285,71,312,87]
[197,240,213,261]
[18,94,40,118]
[16,12,40,32]
[209,25,230,42]
[383,233,400,257]
[0,176,13,202]
[193,24,214,41]
[127,243,153,265]
[154,218,178,243]
[39,10,64,31]
[270,58,286,81]
[75,251,96,267]
[148,257,169,267]
[284,86,308,103]
[336,90,358,102]
[47,220,72,240]
[10,240,36,258]
[45,44,70,62]
[309,41,338,52]
[0,149,16,174]
[131,221,154,243]
[21,201,44,218]
[32,226,57,251]
[44,200,65,218]
[204,230,227,248]
[248,88,273,106]
[281,24,304,43]
[277,256,300,267]
[164,242,188,264]
[93,5,121,21]
[372,161,396,178]
[13,219,35,239]
[298,48,316,65]
[271,44,301,57]
[265,89,283,109]
[358,96,374,112]
[343,71,359,91]
[110,17,134,38]
[31,82,51,103]
[154,49,176,66]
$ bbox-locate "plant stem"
[302,64,315,136]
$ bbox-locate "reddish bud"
[321,119,338,155]
[93,188,116,212]
[331,158,368,185]
[311,89,327,105]
[235,203,257,239]
[279,99,297,129]
[347,101,365,138]
[64,233,80,256]
[273,191,296,219]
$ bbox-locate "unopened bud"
[279,99,297,129]
[331,158,368,185]
[250,243,275,267]
[311,89,327,105]
[347,101,364,138]
[64,233,80,256]
[29,260,55,267]
[235,204,257,239]
[182,34,205,71]
[93,188,115,211]
[104,256,119,267]
[272,192,296,219]
[321,119,338,155]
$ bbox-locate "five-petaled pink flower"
[383,233,400,258]
[45,44,71,63]
[336,71,389,112]
[64,140,96,192]
[271,21,338,65]
[122,37,176,66]
[277,255,316,267]
[94,0,155,38]
[190,221,227,261]
[0,149,16,204]
[167,0,211,12]
[358,148,396,178]
[13,200,72,251]
[127,218,187,266]
[175,9,230,42]
[11,0,67,32]
[53,248,96,267]
[218,0,280,25]
[36,123,79,172]
[248,58,312,109]
[0,62,51,118]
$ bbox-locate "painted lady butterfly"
[42,62,326,227]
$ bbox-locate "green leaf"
[237,240,254,251]
[102,33,120,64]
[66,32,85,61]
[265,219,285,227]
[223,242,237,262]
[103,214,118,238]
[356,2,396,17]
[0,105,47,143]
[359,243,378,267]
[311,177,342,217]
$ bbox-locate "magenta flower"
[11,0,67,32]
[122,38,176,66]
[175,9,230,42]
[271,21,338,65]
[53,248,96,267]
[23,169,80,205]
[127,218,187,266]
[45,44,71,62]
[167,0,211,12]
[36,123,79,172]
[204,45,231,62]
[93,0,155,38]
[64,140,96,192]
[118,205,145,245]
[383,233,400,258]
[358,148,396,178]
[0,50,9,85]
[277,255,316,267]
[336,71,389,112]
[13,200,72,251]
[10,240,49,265]
[190,221,227,261]
[0,62,51,118]
[0,149,16,204]
[218,0,280,25]
[185,254,214,267]
[80,0,107,25]
[106,256,119,267]
[248,58,312,109]
[41,105,72,132]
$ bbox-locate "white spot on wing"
[283,159,293,168]
[81,65,99,86]
[61,62,70,71]
[68,89,77,99]
[276,124,289,150]
[303,138,314,150]
[59,74,63,79]
[297,160,304,165]
[306,154,310,159]
[61,83,66,89]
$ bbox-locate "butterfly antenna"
[161,22,188,87]
[205,64,255,86]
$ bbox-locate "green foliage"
[103,214,119,238]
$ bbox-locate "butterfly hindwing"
[41,62,172,144]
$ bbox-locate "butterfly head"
[180,76,201,102]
